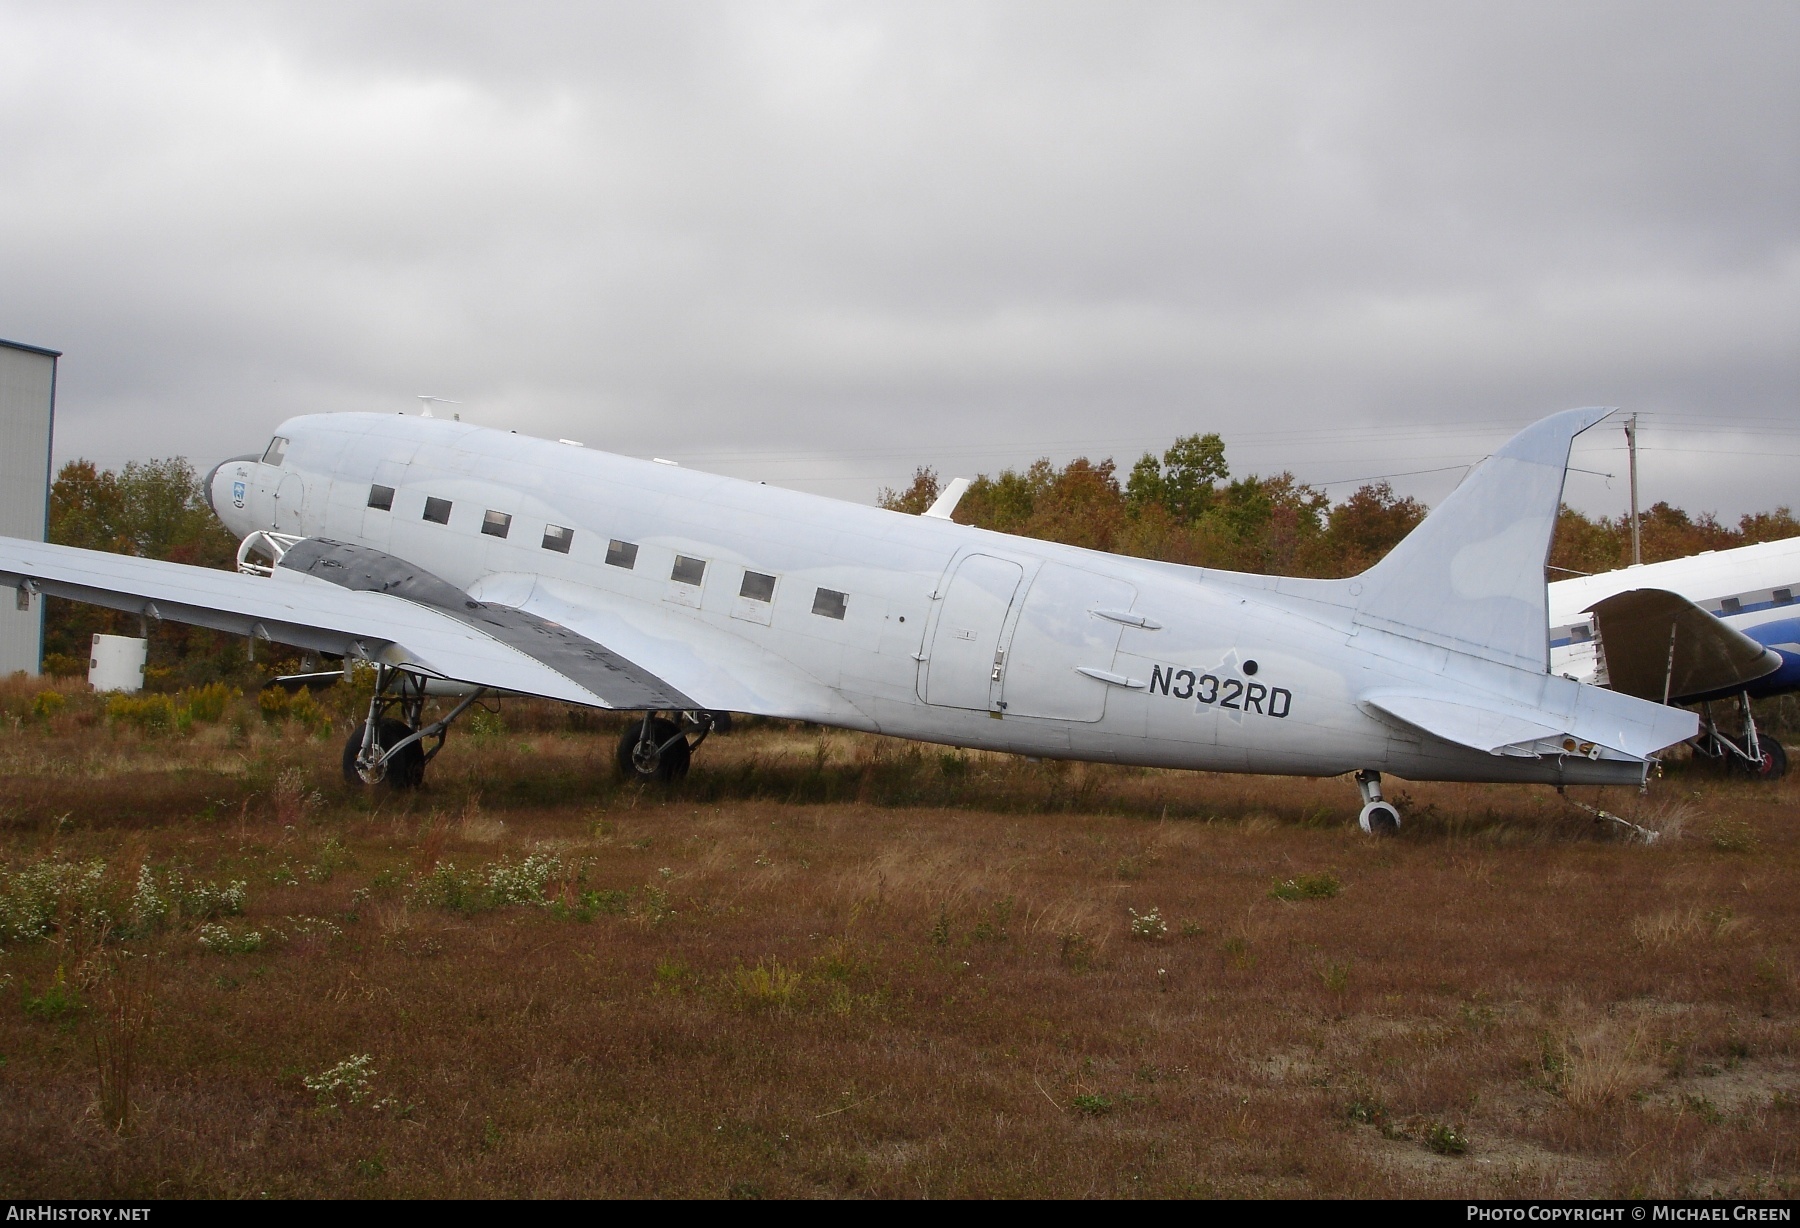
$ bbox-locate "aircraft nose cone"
[203,460,225,515]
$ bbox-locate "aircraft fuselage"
[208,413,1647,787]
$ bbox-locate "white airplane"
[0,406,1695,834]
[1549,536,1800,779]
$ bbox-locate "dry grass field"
[1,675,1796,1198]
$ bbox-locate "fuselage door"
[922,553,1025,710]
[274,472,305,533]
[1000,563,1138,722]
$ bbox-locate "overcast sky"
[2,1,1795,518]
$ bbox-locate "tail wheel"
[342,717,426,789]
[616,717,691,784]
[1358,800,1401,835]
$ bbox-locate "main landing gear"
[615,711,724,784]
[342,665,485,789]
[1355,769,1401,835]
[1692,692,1788,781]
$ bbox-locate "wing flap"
[467,571,880,727]
[276,539,693,709]
[1587,587,1783,702]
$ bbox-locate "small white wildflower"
[1129,907,1167,940]
[304,1054,377,1108]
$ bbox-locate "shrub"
[31,690,65,720]
[257,687,291,724]
[42,653,86,677]
[1425,1122,1468,1156]
[181,682,238,723]
[1269,871,1342,901]
[286,689,335,737]
[0,857,113,943]
[412,854,577,914]
[1058,931,1095,970]
[303,1054,377,1109]
[106,693,185,734]
[729,959,803,1011]
[23,966,82,1020]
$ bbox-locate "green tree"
[44,458,241,680]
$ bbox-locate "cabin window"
[1776,588,1794,605]
[367,484,395,511]
[422,496,452,525]
[812,587,847,620]
[1569,624,1592,643]
[261,436,289,466]
[1721,596,1742,614]
[671,555,706,586]
[606,540,638,570]
[541,524,573,553]
[482,510,512,539]
[740,571,777,603]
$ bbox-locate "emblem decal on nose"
[232,480,246,509]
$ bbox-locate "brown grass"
[1,676,1797,1197]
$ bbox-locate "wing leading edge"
[0,536,693,710]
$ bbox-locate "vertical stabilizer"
[1353,407,1612,672]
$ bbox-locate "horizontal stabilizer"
[1364,684,1697,761]
[1364,692,1563,757]
[1587,587,1783,703]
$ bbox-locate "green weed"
[1269,871,1341,901]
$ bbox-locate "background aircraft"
[1550,536,1800,779]
[0,407,1695,834]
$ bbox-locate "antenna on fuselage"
[417,395,463,420]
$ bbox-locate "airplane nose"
[204,454,261,522]
[203,460,224,515]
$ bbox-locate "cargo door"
[922,554,1024,710]
[1000,563,1137,721]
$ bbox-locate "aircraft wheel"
[616,717,691,783]
[1746,738,1788,781]
[341,718,426,789]
[1358,800,1401,835]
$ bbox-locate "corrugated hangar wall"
[0,339,59,677]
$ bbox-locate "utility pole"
[1624,413,1642,566]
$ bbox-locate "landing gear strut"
[342,664,484,789]
[1693,693,1788,780]
[616,711,719,784]
[1355,769,1401,835]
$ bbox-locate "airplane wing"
[1586,587,1783,703]
[0,535,694,710]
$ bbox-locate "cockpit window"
[261,436,289,466]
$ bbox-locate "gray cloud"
[2,0,1795,518]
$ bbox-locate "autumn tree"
[44,458,241,680]
[877,467,941,516]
